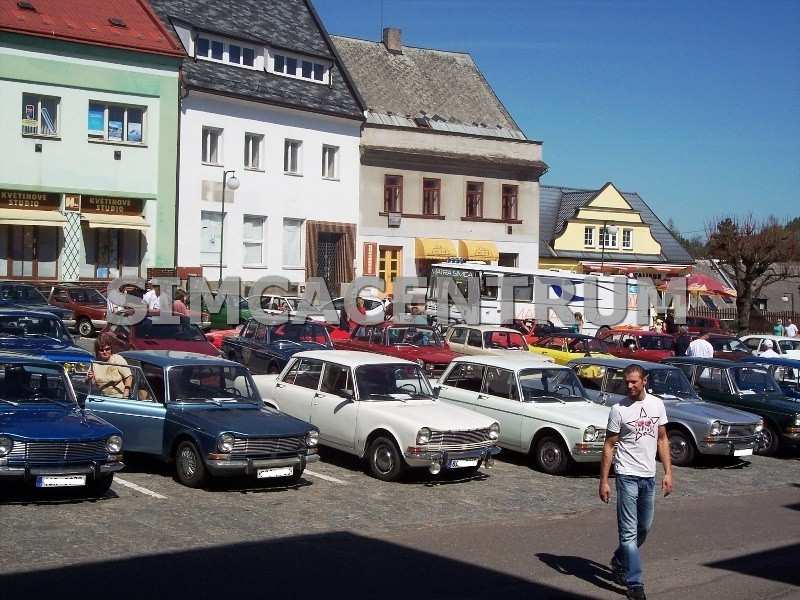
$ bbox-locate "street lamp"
[218,170,240,287]
[599,220,619,273]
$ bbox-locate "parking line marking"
[113,477,168,499]
[304,469,347,485]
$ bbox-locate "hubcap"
[670,437,687,461]
[79,322,92,336]
[759,429,774,452]
[374,444,394,474]
[541,442,561,467]
[180,447,197,478]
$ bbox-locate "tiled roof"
[0,0,184,57]
[148,0,363,119]
[331,34,527,140]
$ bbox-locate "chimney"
[382,27,402,54]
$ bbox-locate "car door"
[437,362,485,411]
[694,366,733,407]
[248,323,271,374]
[310,362,358,450]
[225,319,256,364]
[479,366,523,450]
[85,362,164,454]
[269,358,323,421]
[465,328,483,355]
[446,327,468,354]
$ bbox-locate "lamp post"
[218,170,240,287]
[599,220,619,273]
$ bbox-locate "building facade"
[332,29,547,295]
[0,0,182,285]
[149,0,364,294]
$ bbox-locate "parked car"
[596,328,675,362]
[511,319,571,346]
[48,283,107,337]
[100,316,220,357]
[705,334,752,360]
[570,357,763,466]
[223,319,333,375]
[84,351,320,487]
[207,295,251,330]
[307,295,386,324]
[206,327,241,350]
[685,315,725,335]
[334,322,459,377]
[0,309,93,375]
[740,356,800,399]
[0,354,124,495]
[663,357,800,455]
[529,333,613,365]
[435,355,610,475]
[740,335,800,359]
[0,281,74,329]
[255,350,501,481]
[444,325,535,357]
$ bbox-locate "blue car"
[0,353,124,495]
[0,282,74,329]
[84,350,320,488]
[741,356,800,399]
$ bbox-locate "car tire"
[668,429,696,467]
[367,436,406,482]
[175,441,208,488]
[77,318,95,338]
[534,435,571,475]
[756,423,780,456]
[86,474,114,497]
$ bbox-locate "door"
[316,232,343,293]
[270,358,323,421]
[310,362,358,450]
[445,327,468,353]
[438,362,485,412]
[378,246,402,296]
[479,367,524,450]
[464,328,484,356]
[694,366,733,406]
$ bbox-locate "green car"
[664,357,800,456]
[206,296,251,329]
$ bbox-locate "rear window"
[639,336,674,350]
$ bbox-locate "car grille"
[721,423,756,438]
[7,440,106,464]
[231,436,305,458]
[427,428,493,451]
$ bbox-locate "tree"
[666,219,708,258]
[707,216,800,333]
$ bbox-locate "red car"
[334,322,460,377]
[512,319,572,346]
[48,283,108,337]
[704,334,752,360]
[597,328,676,362]
[205,326,241,350]
[100,316,220,357]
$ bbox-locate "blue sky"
[314,0,800,237]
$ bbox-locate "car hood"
[741,393,800,412]
[1,405,120,441]
[0,340,91,362]
[525,400,611,429]
[387,345,459,363]
[658,396,760,424]
[361,398,495,430]
[169,403,313,438]
[268,340,331,357]
[0,301,72,318]
[133,339,219,356]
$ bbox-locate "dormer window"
[269,50,330,84]
[195,33,259,70]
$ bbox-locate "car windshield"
[168,365,259,404]
[0,315,72,344]
[483,331,527,350]
[519,368,586,402]
[0,363,75,406]
[0,285,47,304]
[285,298,300,311]
[778,339,800,352]
[387,326,443,347]
[68,288,106,304]
[355,364,433,400]
[270,323,332,347]
[567,337,608,354]
[730,367,781,394]
[647,369,697,398]
[710,337,748,352]
[639,336,674,350]
[134,318,206,341]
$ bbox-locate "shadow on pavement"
[495,448,601,479]
[536,553,625,596]
[685,455,752,470]
[705,543,800,587]
[0,483,119,506]
[0,532,588,599]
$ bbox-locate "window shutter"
[363,242,378,276]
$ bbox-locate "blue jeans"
[613,475,656,588]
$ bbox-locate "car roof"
[569,357,678,370]
[451,354,564,370]
[0,308,60,318]
[605,329,672,337]
[451,324,522,333]
[120,350,238,367]
[740,356,800,367]
[741,334,797,341]
[538,332,596,340]
[0,351,61,367]
[292,350,414,367]
[662,356,741,368]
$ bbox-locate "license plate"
[733,448,753,457]
[256,466,295,479]
[449,458,479,469]
[35,475,87,488]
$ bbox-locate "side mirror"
[341,389,355,401]
[432,386,441,398]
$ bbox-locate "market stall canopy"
[81,213,149,231]
[458,240,499,262]
[0,209,67,227]
[415,238,457,260]
[660,273,737,297]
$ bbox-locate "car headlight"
[583,425,597,442]
[106,435,123,453]
[0,436,12,457]
[306,430,319,448]
[709,420,723,436]
[489,422,500,440]
[416,427,432,445]
[755,419,764,433]
[217,433,235,453]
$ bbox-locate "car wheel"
[175,441,208,488]
[367,436,406,481]
[86,474,114,497]
[534,435,570,475]
[77,318,95,338]
[756,423,780,456]
[668,429,696,467]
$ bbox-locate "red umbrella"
[660,273,737,297]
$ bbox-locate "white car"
[306,296,386,324]
[254,350,500,481]
[435,355,611,475]
[740,335,800,359]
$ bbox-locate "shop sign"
[83,196,144,215]
[0,189,60,209]
[64,194,81,212]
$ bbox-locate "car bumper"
[699,436,758,456]
[782,429,800,445]
[571,441,606,462]
[91,319,108,329]
[205,452,319,477]
[403,445,501,469]
[62,319,77,329]
[0,460,124,480]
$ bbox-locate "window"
[584,226,595,247]
[600,226,618,248]
[88,102,144,143]
[499,253,519,268]
[242,215,266,266]
[211,40,223,60]
[322,145,338,179]
[467,329,483,348]
[284,139,302,174]
[282,358,323,389]
[622,228,633,249]
[242,320,257,338]
[1,225,59,278]
[195,35,257,68]
[422,179,440,215]
[574,364,606,391]
[354,326,372,342]
[606,369,628,396]
[483,367,519,400]
[302,60,313,78]
[448,327,467,345]
[202,127,222,164]
[271,52,328,83]
[229,44,241,64]
[283,218,303,267]
[244,133,263,170]
[82,227,142,279]
[384,175,402,212]
[21,93,59,136]
[321,363,352,398]
[466,182,483,218]
[444,363,485,392]
[697,367,728,393]
[200,211,224,264]
[501,184,518,221]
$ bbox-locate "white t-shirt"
[607,394,667,478]
[759,348,780,357]
[786,323,798,337]
[687,338,714,358]
[143,289,160,312]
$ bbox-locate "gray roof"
[540,184,693,265]
[121,350,239,367]
[148,0,363,120]
[331,35,526,140]
[569,357,676,370]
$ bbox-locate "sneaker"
[610,556,626,586]
[625,585,646,600]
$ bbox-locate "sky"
[314,0,800,238]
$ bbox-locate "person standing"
[686,332,714,358]
[674,325,691,356]
[142,282,161,314]
[773,319,785,336]
[785,318,798,338]
[600,364,672,600]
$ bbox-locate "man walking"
[786,318,798,338]
[599,364,673,600]
[686,332,714,358]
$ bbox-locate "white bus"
[425,262,641,334]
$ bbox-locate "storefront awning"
[0,209,67,227]
[82,213,149,231]
[415,238,457,260]
[458,240,499,262]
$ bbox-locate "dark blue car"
[222,319,333,375]
[741,356,800,399]
[0,353,124,495]
[84,350,320,488]
[0,282,74,329]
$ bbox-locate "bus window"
[481,274,499,300]
[512,276,533,302]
